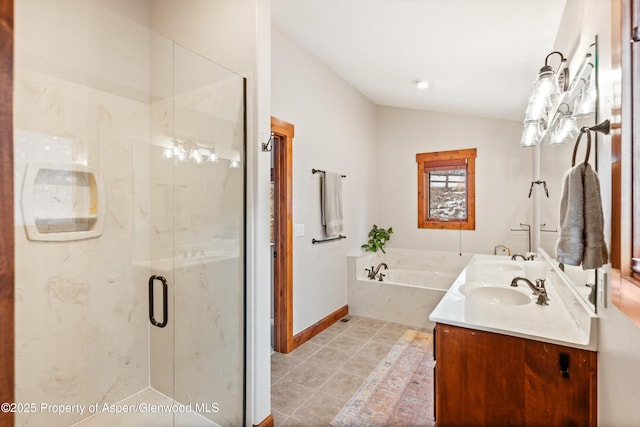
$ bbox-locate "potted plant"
[361,224,393,253]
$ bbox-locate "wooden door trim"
[0,0,14,424]
[271,117,294,353]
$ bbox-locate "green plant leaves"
[361,224,393,253]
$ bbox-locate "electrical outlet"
[294,224,305,236]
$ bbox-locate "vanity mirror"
[526,37,602,312]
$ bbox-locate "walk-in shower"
[13,1,246,425]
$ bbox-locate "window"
[416,148,476,230]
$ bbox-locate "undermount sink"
[466,286,531,306]
[464,259,524,283]
[473,260,523,272]
[458,281,503,295]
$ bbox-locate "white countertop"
[429,254,598,351]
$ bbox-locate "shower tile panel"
[14,67,150,426]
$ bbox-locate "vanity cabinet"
[434,323,597,427]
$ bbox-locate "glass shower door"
[170,44,246,426]
[146,39,246,426]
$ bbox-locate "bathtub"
[347,248,472,329]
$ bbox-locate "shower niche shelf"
[21,163,106,241]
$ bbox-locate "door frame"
[271,117,294,353]
[0,0,14,423]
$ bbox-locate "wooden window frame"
[416,148,476,230]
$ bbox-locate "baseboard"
[253,413,274,427]
[293,305,349,348]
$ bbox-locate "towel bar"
[312,168,346,178]
[312,235,347,244]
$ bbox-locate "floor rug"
[331,329,435,427]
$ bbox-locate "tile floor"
[271,315,425,426]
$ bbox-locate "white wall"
[376,107,532,255]
[553,0,640,424]
[150,0,255,75]
[271,26,378,334]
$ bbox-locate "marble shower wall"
[13,70,151,427]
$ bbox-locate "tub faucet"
[510,277,549,306]
[366,262,388,280]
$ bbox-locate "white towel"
[321,171,343,237]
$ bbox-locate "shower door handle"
[149,275,168,328]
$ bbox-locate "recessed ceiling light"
[413,79,429,90]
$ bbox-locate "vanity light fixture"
[162,139,222,165]
[173,144,187,162]
[207,147,219,162]
[189,148,203,164]
[549,103,579,145]
[520,122,542,147]
[162,147,173,159]
[533,51,568,99]
[573,76,597,118]
[521,51,569,147]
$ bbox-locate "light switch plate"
[294,224,305,236]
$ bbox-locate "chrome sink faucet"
[365,262,388,280]
[510,277,549,306]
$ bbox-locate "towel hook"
[571,127,591,167]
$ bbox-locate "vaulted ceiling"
[271,0,567,122]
